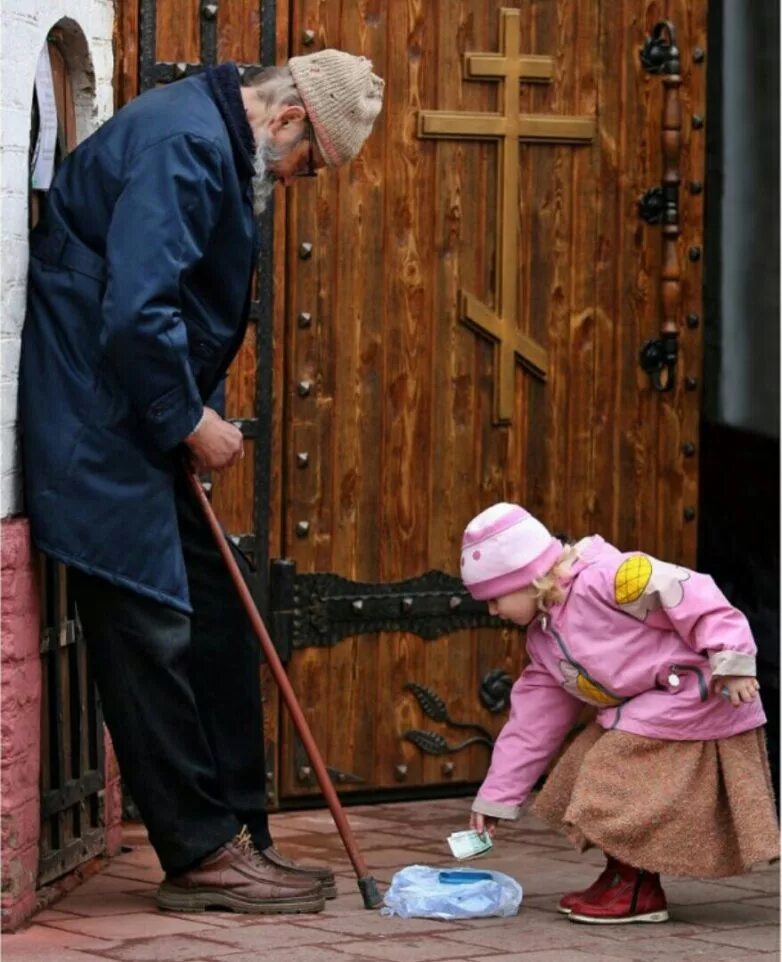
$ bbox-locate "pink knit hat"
[461,503,564,601]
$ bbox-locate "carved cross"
[419,7,595,423]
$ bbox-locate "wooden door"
[115,0,706,806]
[277,0,705,801]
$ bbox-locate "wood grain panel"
[155,0,200,63]
[218,0,262,63]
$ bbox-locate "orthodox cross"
[419,7,595,423]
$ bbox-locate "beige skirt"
[533,723,779,878]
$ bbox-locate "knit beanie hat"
[461,503,564,601]
[288,49,384,167]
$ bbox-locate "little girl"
[461,503,778,925]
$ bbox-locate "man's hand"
[184,407,244,471]
[712,674,761,707]
[470,811,500,839]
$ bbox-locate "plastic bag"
[381,864,523,920]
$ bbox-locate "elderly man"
[20,51,383,914]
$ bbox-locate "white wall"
[0,1,114,518]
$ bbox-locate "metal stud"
[297,311,312,328]
[693,47,705,63]
[682,442,696,457]
[174,62,188,78]
[299,242,313,260]
[401,597,413,612]
[686,313,700,328]
[295,521,310,538]
[683,506,696,521]
[685,376,698,391]
[297,765,312,781]
[394,764,408,782]
[201,3,218,19]
[297,380,313,397]
[441,761,455,776]
[449,596,462,609]
[688,246,701,261]
[352,599,364,612]
[688,180,703,194]
[302,29,316,46]
[692,114,704,129]
[296,452,310,468]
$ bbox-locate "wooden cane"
[185,465,383,909]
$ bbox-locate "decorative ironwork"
[403,730,493,756]
[639,20,678,74]
[638,186,665,224]
[269,564,499,651]
[404,683,493,740]
[638,20,683,392]
[479,668,513,713]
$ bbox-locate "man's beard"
[251,132,277,218]
[251,127,306,219]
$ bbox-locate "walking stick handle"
[185,466,383,909]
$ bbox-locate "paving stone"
[33,908,82,921]
[322,935,489,962]
[100,931,248,961]
[670,899,780,929]
[296,912,464,939]
[1,923,120,954]
[187,948,380,962]
[42,913,222,941]
[54,892,155,917]
[597,933,781,961]
[659,878,770,905]
[425,914,606,955]
[183,918,393,951]
[690,924,781,953]
[1,945,116,962]
[70,874,158,895]
[457,950,646,962]
[7,801,778,962]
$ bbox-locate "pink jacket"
[473,535,766,820]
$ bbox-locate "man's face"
[265,107,325,185]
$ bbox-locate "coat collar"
[206,61,256,180]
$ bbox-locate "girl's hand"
[713,674,761,707]
[470,811,499,838]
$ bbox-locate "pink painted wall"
[1,518,42,930]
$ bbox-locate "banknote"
[447,829,493,860]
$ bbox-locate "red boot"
[568,860,668,924]
[558,856,620,915]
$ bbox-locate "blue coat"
[20,63,260,612]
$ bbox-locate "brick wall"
[1,520,42,930]
[1,1,114,930]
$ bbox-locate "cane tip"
[358,875,383,909]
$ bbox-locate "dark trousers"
[71,477,272,874]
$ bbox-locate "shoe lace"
[233,825,265,867]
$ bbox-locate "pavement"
[2,797,779,961]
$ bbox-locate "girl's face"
[487,586,539,626]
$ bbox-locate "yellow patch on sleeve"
[614,554,653,605]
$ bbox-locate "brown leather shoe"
[261,845,337,899]
[156,829,325,914]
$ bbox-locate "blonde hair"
[529,543,582,611]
